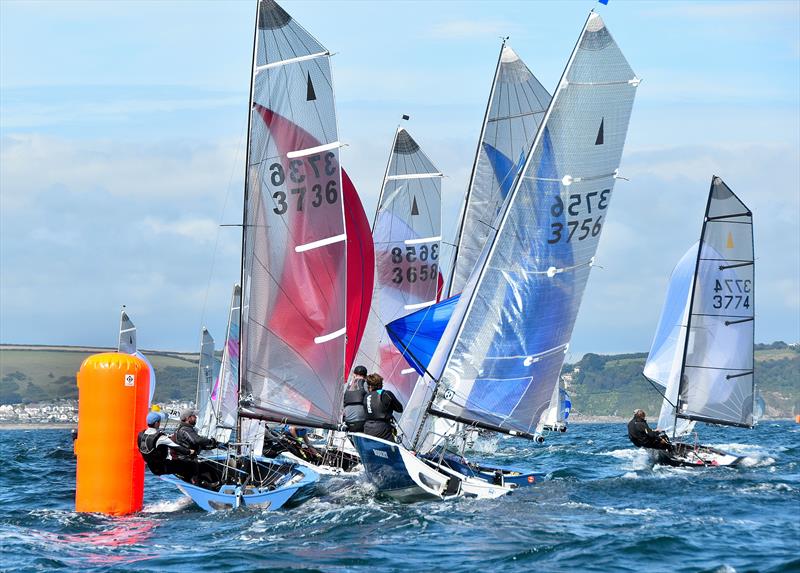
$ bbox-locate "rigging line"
[198,114,248,338]
[640,373,676,410]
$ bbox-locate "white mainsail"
[196,328,218,438]
[399,12,639,453]
[447,43,552,297]
[117,309,156,405]
[677,177,755,428]
[239,0,347,429]
[356,127,443,405]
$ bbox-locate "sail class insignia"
[306,72,317,101]
[726,231,735,249]
[411,196,419,216]
[595,118,604,145]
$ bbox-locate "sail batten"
[401,13,638,451]
[239,0,347,429]
[675,177,755,429]
[354,127,443,405]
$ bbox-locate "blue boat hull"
[160,455,319,512]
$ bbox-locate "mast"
[402,11,639,452]
[412,14,592,452]
[445,39,506,298]
[236,0,260,446]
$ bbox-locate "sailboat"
[118,309,156,405]
[538,379,571,434]
[351,11,639,501]
[641,176,754,468]
[162,0,372,510]
[354,125,444,406]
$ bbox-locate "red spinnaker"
[343,169,375,377]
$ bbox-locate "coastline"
[0,423,76,430]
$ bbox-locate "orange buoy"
[795,414,800,424]
[75,352,150,515]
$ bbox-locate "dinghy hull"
[350,433,513,501]
[160,455,319,512]
[650,443,743,468]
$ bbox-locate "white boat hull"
[350,433,512,502]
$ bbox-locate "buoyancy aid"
[365,390,391,422]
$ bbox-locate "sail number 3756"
[268,152,338,215]
[548,189,610,244]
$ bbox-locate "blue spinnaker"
[385,295,461,377]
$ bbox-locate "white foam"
[141,497,193,513]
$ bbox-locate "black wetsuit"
[173,422,217,458]
[363,389,403,441]
[137,428,197,480]
[627,416,671,451]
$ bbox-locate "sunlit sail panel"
[357,128,443,405]
[643,245,697,437]
[400,13,639,448]
[449,45,552,296]
[241,0,346,428]
[678,177,754,428]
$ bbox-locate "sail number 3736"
[548,189,610,244]
[269,152,338,215]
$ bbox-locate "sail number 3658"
[548,189,610,244]
[390,244,439,284]
[269,152,338,215]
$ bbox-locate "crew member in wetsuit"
[173,408,219,457]
[137,411,197,481]
[627,409,673,451]
[342,365,368,432]
[363,373,403,442]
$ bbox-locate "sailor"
[342,365,368,432]
[277,424,321,462]
[627,409,673,451]
[363,373,403,442]
[137,411,197,480]
[173,408,219,457]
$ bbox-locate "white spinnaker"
[644,244,698,438]
[400,13,639,453]
[355,127,443,405]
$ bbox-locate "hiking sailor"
[342,365,368,432]
[173,408,220,456]
[138,411,197,480]
[627,409,673,451]
[363,373,404,441]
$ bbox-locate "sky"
[1,0,798,359]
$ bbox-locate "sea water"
[1,422,797,572]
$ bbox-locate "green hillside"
[565,342,799,418]
[1,342,798,417]
[0,346,199,404]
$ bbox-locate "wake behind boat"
[639,176,755,468]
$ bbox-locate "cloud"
[143,217,220,244]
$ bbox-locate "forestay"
[400,13,639,451]
[643,245,698,437]
[240,0,346,429]
[448,43,552,296]
[356,128,443,405]
[677,177,754,428]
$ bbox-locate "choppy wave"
[1,422,798,572]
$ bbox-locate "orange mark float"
[75,353,150,515]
